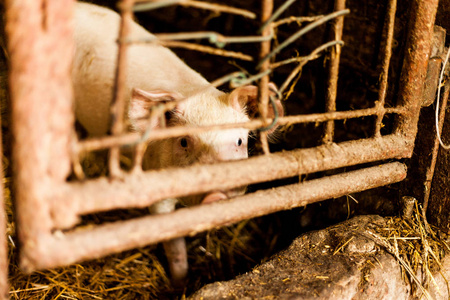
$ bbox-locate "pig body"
[73,2,283,202]
[73,2,253,170]
[72,2,283,283]
[73,2,216,136]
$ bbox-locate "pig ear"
[229,83,284,134]
[228,85,259,116]
[128,88,182,132]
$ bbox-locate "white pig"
[72,2,283,283]
[73,2,283,206]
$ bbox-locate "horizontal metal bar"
[272,15,324,28]
[157,40,253,61]
[133,0,256,19]
[124,31,273,48]
[26,162,406,271]
[76,106,406,153]
[53,134,412,229]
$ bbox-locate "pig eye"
[180,138,188,148]
[237,138,243,147]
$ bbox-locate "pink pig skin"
[73,2,283,285]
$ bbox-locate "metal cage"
[3,0,439,276]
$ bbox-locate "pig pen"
[1,0,450,298]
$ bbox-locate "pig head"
[129,84,283,207]
[73,3,284,208]
[73,2,283,284]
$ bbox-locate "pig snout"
[202,192,228,204]
[201,187,247,204]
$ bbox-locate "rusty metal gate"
[3,0,440,278]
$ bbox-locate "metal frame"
[4,0,439,274]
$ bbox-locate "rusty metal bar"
[258,0,273,155]
[272,15,324,28]
[280,106,405,125]
[132,32,273,46]
[323,0,346,144]
[53,134,411,229]
[374,0,397,137]
[5,0,75,272]
[0,88,7,300]
[156,41,253,61]
[108,0,135,177]
[394,0,439,149]
[76,106,406,153]
[422,84,450,217]
[33,162,406,271]
[133,0,256,19]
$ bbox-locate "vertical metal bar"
[5,0,75,271]
[374,0,397,137]
[394,0,439,152]
[258,0,274,155]
[422,84,450,221]
[323,0,346,144]
[0,102,8,300]
[109,0,135,176]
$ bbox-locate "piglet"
[73,2,283,285]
